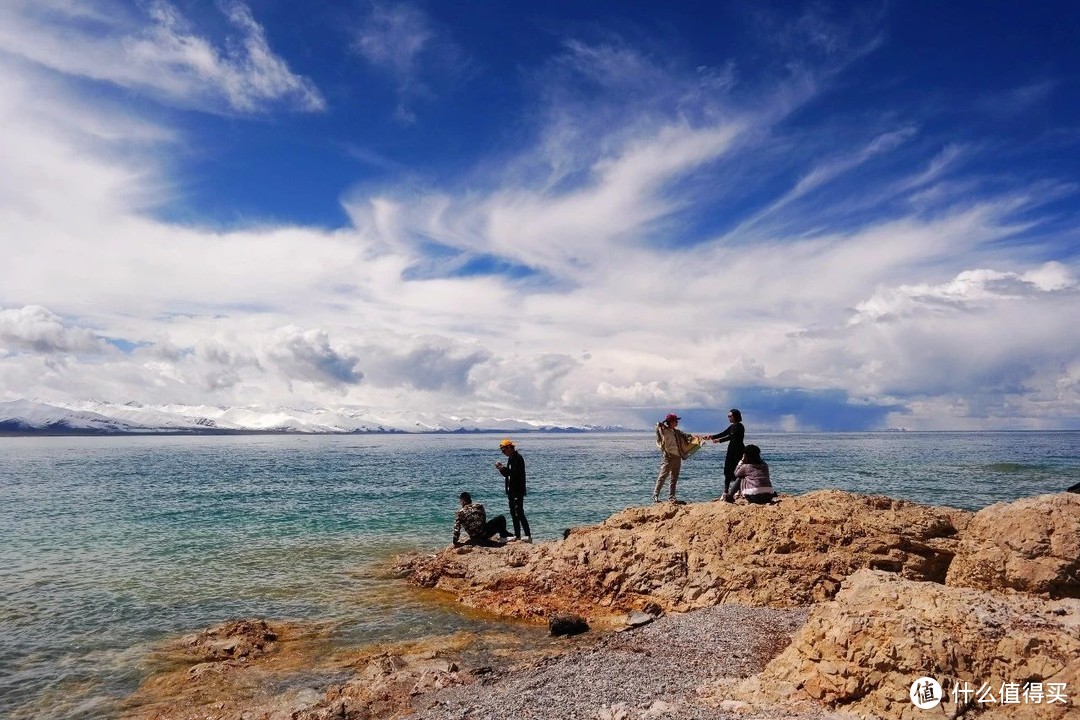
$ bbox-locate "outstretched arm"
[710,425,733,443]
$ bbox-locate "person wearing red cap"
[653,413,697,503]
[495,438,531,542]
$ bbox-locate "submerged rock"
[178,618,279,662]
[124,625,488,720]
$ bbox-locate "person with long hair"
[733,444,776,505]
[708,408,745,502]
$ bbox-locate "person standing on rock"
[654,413,699,503]
[733,444,776,504]
[452,492,512,546]
[495,438,531,542]
[708,408,745,503]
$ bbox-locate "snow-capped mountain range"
[0,400,628,434]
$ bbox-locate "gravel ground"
[404,605,842,720]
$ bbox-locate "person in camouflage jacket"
[452,492,511,546]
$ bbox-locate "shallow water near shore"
[2,431,1078,718]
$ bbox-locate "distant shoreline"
[0,427,636,438]
[2,428,1078,438]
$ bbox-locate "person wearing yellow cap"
[495,438,531,542]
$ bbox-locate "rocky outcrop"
[725,570,1080,720]
[946,492,1080,598]
[397,490,969,620]
[122,619,335,719]
[127,491,1080,720]
[177,618,279,663]
[294,649,480,720]
[124,625,491,720]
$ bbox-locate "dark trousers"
[467,515,510,545]
[723,461,739,498]
[745,493,776,505]
[508,495,530,538]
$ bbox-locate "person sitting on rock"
[452,492,512,546]
[733,444,776,505]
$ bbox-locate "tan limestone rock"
[734,570,1080,720]
[946,492,1080,598]
[396,491,968,620]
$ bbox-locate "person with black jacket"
[495,438,531,542]
[709,408,745,503]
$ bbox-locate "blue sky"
[1,0,1078,430]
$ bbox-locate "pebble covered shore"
[407,605,842,720]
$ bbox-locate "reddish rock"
[178,618,279,662]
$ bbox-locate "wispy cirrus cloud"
[0,0,324,114]
[352,2,463,123]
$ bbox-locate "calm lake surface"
[2,431,1078,718]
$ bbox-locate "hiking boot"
[521,536,532,543]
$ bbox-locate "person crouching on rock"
[654,413,699,503]
[733,445,776,505]
[495,438,531,542]
[452,492,512,547]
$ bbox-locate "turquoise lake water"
[2,431,1078,718]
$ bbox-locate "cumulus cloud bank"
[0,4,1077,430]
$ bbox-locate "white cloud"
[352,2,461,122]
[265,327,363,391]
[354,336,490,393]
[848,262,1078,325]
[0,305,111,355]
[353,3,432,78]
[0,11,1077,430]
[0,0,324,114]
